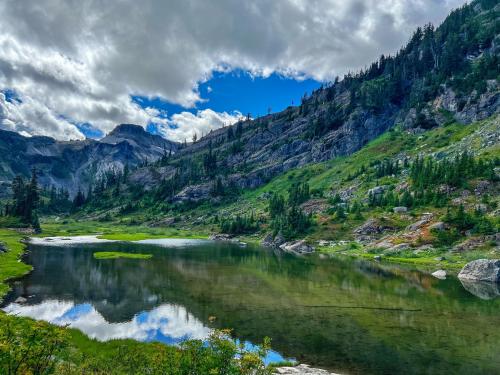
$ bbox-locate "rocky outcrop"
[458,259,500,282]
[173,183,212,203]
[280,240,314,255]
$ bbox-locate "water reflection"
[2,240,500,374]
[4,301,209,344]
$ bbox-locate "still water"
[3,239,500,374]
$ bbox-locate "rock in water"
[432,269,447,279]
[458,259,500,282]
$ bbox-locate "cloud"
[0,0,466,140]
[160,109,243,142]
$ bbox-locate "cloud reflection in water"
[4,300,210,344]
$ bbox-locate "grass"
[38,221,209,240]
[93,251,153,260]
[0,229,32,300]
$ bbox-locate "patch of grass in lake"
[93,251,152,260]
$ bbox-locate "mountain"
[118,0,499,200]
[1,0,498,214]
[0,124,178,197]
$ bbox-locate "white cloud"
[160,109,243,142]
[0,0,466,140]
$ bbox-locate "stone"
[434,256,445,261]
[429,222,445,231]
[261,232,286,248]
[458,259,500,282]
[393,206,408,213]
[367,185,387,197]
[15,296,27,304]
[432,269,447,279]
[274,364,340,374]
[374,255,382,261]
[407,215,432,231]
[280,240,314,255]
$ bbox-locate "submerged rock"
[458,259,500,282]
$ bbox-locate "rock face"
[280,240,314,255]
[274,364,340,375]
[458,259,500,282]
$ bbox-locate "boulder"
[261,232,286,248]
[432,269,447,280]
[367,185,387,197]
[393,206,408,213]
[374,255,382,261]
[280,240,314,255]
[458,259,500,282]
[429,222,445,231]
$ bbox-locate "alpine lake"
[2,238,500,375]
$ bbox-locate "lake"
[3,239,500,374]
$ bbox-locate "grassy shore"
[0,229,32,299]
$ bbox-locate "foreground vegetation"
[0,228,277,374]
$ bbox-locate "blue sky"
[132,70,321,137]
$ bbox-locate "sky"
[0,0,467,142]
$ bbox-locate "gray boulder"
[429,222,445,231]
[458,259,500,282]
